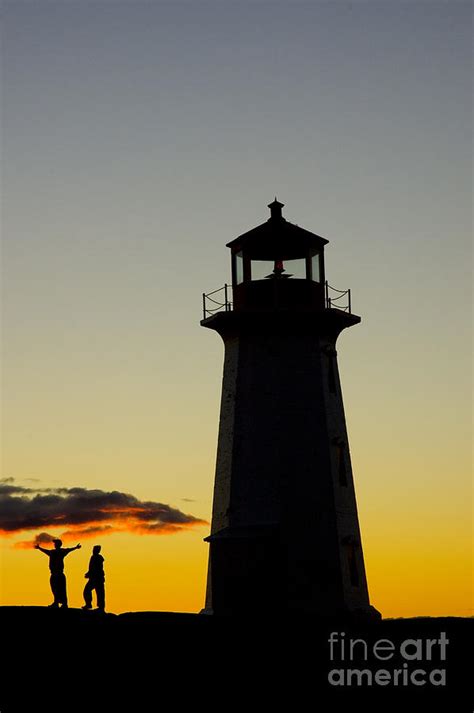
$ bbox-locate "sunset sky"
[1,1,471,617]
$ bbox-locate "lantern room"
[227,199,328,312]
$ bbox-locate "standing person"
[35,539,81,608]
[82,545,106,611]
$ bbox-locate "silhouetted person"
[35,539,81,608]
[82,545,105,611]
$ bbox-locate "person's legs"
[83,580,93,608]
[96,581,105,610]
[49,575,60,606]
[57,573,68,607]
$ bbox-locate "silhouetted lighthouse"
[202,200,379,619]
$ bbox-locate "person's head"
[53,539,62,550]
[93,545,101,554]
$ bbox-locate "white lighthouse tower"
[201,200,379,620]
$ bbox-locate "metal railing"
[325,282,352,313]
[202,281,352,318]
[202,284,233,319]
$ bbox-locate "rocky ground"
[0,608,471,711]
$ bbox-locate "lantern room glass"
[311,252,321,282]
[235,251,244,285]
[249,257,307,281]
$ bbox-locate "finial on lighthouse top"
[268,198,285,220]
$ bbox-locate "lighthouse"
[201,200,379,619]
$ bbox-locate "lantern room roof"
[226,200,329,260]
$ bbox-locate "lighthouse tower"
[201,200,379,619]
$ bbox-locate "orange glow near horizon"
[1,531,472,617]
[1,529,209,614]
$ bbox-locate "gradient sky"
[1,0,472,616]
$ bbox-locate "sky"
[1,0,472,616]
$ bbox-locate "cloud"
[0,478,28,496]
[14,532,57,549]
[62,525,116,538]
[1,480,207,546]
[14,527,117,549]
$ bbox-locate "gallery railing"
[202,281,352,319]
[202,284,233,319]
[325,282,352,313]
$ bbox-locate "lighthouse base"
[199,604,382,622]
[204,526,380,620]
